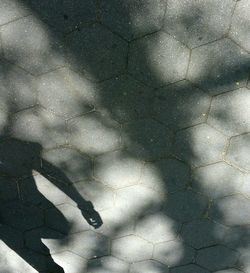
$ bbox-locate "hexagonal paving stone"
[10,106,67,150]
[45,203,90,234]
[171,264,210,273]
[226,133,250,171]
[239,253,250,273]
[73,180,115,211]
[26,0,96,33]
[173,124,227,167]
[163,190,208,222]
[95,207,135,238]
[112,234,153,262]
[210,194,250,226]
[128,31,190,88]
[46,230,110,259]
[122,119,173,161]
[42,147,92,183]
[1,16,66,75]
[66,23,128,81]
[24,227,65,254]
[115,185,164,217]
[192,162,243,199]
[135,212,180,244]
[0,0,30,26]
[87,256,129,273]
[94,150,143,189]
[100,0,166,41]
[196,245,240,271]
[223,226,250,255]
[0,241,46,273]
[140,159,190,193]
[153,239,195,267]
[215,268,242,273]
[181,219,228,249]
[0,60,37,112]
[0,201,43,231]
[229,0,250,52]
[207,88,250,136]
[130,260,169,273]
[187,39,250,95]
[37,67,98,118]
[68,111,121,155]
[163,0,235,48]
[98,74,152,123]
[153,80,210,130]
[52,251,88,273]
[0,176,18,203]
[241,174,250,198]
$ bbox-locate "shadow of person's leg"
[0,225,64,273]
[7,242,64,273]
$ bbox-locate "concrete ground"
[0,0,250,272]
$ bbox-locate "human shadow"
[0,138,102,273]
[0,0,250,272]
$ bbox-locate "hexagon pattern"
[0,0,249,272]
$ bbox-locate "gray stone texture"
[26,0,97,33]
[192,162,243,199]
[181,219,228,249]
[163,190,208,222]
[140,159,190,193]
[226,133,250,171]
[94,150,143,189]
[153,80,211,130]
[10,106,67,149]
[210,194,250,226]
[163,0,235,48]
[37,68,97,119]
[128,31,190,87]
[98,74,152,123]
[111,235,153,262]
[187,39,250,95]
[65,24,128,81]
[68,111,121,155]
[173,124,227,167]
[196,245,239,271]
[122,119,173,160]
[153,239,195,267]
[1,16,66,75]
[208,88,250,136]
[229,0,250,52]
[100,0,166,41]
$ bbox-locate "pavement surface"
[0,0,250,272]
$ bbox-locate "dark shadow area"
[0,0,249,272]
[0,138,102,273]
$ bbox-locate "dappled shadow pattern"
[0,0,249,272]
[0,138,102,273]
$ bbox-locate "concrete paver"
[208,88,250,136]
[173,124,227,167]
[187,39,250,95]
[128,31,190,87]
[100,0,166,41]
[0,1,249,272]
[229,0,250,52]
[153,80,211,130]
[163,0,235,48]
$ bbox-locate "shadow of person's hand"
[78,201,103,229]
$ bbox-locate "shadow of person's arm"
[36,159,103,229]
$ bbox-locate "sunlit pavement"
[0,0,250,272]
